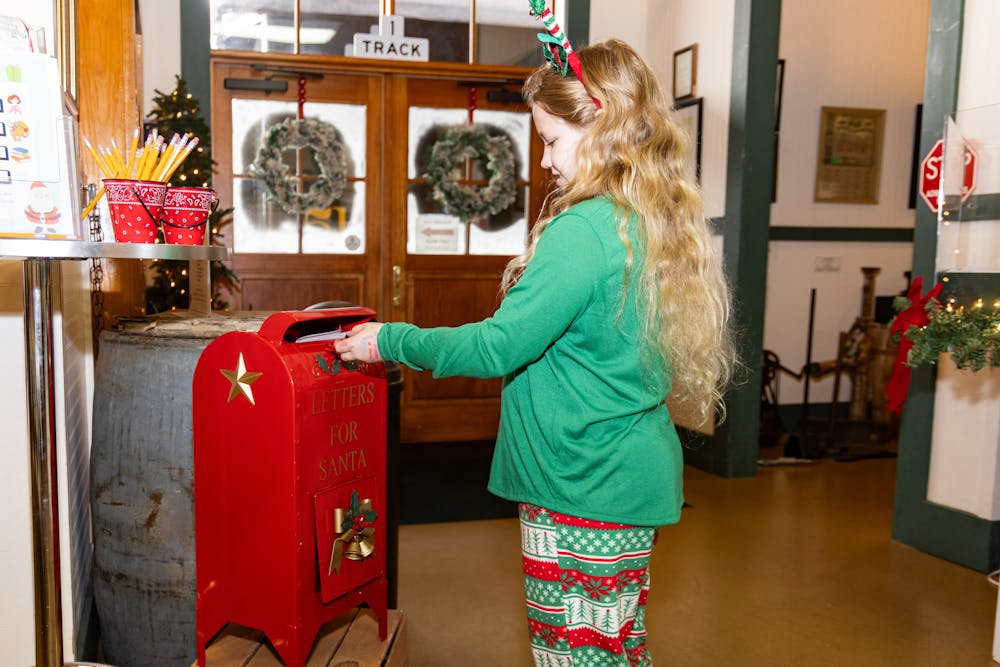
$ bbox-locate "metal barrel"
[90,314,264,667]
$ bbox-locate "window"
[211,0,543,65]
[230,99,368,254]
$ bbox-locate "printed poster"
[0,50,78,238]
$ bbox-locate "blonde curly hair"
[502,38,737,425]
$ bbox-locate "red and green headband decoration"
[529,0,601,108]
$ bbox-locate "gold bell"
[344,534,375,561]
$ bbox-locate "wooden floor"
[396,457,999,666]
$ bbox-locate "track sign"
[351,15,429,62]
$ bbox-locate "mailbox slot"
[256,307,375,344]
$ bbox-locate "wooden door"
[384,76,544,442]
[212,58,545,442]
[212,60,384,311]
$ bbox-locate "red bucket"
[104,179,167,243]
[161,187,218,245]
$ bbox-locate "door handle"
[392,265,403,307]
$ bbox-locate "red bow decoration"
[886,276,943,415]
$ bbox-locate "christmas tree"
[144,76,238,312]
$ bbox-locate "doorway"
[211,57,544,441]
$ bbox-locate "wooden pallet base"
[195,608,406,667]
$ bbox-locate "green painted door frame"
[683,0,780,478]
[891,0,1000,574]
[179,0,212,123]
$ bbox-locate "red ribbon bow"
[886,276,943,415]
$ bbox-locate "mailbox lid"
[257,308,375,346]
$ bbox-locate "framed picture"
[814,106,886,204]
[674,97,703,184]
[774,59,785,132]
[772,59,785,202]
[673,44,698,101]
[907,104,923,208]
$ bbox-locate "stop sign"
[920,138,977,213]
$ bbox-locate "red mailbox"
[193,308,389,667]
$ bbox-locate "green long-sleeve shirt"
[378,196,683,526]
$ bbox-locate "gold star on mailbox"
[220,353,263,405]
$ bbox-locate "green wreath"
[423,125,517,223]
[252,117,348,214]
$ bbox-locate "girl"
[336,38,736,667]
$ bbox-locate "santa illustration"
[25,182,61,235]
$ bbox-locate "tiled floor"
[396,458,998,666]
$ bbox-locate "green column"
[567,0,591,46]
[684,0,780,477]
[892,0,1000,574]
[180,0,212,122]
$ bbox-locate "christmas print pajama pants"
[519,503,656,666]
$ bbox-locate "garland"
[895,296,1000,372]
[252,118,347,214]
[423,125,516,224]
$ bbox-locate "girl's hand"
[333,322,384,363]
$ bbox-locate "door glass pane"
[233,176,299,253]
[476,0,542,67]
[408,107,531,180]
[468,186,528,255]
[232,99,297,174]
[396,0,470,63]
[303,182,367,254]
[211,0,295,53]
[407,185,468,254]
[407,106,531,255]
[467,108,531,181]
[299,0,379,56]
[302,101,368,178]
[231,98,367,254]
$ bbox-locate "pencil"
[158,133,193,183]
[110,140,127,176]
[140,137,164,181]
[163,137,199,183]
[83,137,113,178]
[152,134,180,182]
[80,187,106,220]
[125,128,139,176]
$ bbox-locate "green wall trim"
[890,0,1000,574]
[692,0,781,478]
[938,271,1000,305]
[769,227,914,242]
[180,0,212,122]
[947,193,1000,222]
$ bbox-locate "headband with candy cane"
[528,0,601,108]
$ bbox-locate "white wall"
[588,0,648,55]
[0,263,34,667]
[139,0,182,118]
[590,0,731,221]
[766,0,930,404]
[956,0,1000,110]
